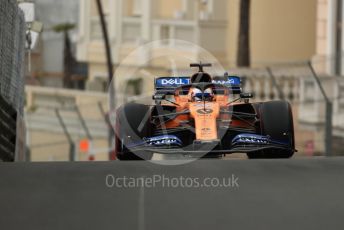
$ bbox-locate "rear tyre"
[247,101,295,159]
[115,103,153,160]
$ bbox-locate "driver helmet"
[190,87,214,101]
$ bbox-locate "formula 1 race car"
[115,63,295,160]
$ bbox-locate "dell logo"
[161,78,190,85]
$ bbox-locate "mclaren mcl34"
[115,63,295,160]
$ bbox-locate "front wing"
[124,133,295,155]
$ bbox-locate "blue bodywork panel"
[155,75,242,94]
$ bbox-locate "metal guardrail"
[0,0,26,161]
[0,0,25,116]
[0,95,17,161]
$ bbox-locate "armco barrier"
[0,0,25,114]
[0,0,26,161]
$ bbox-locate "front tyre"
[247,101,295,159]
[115,103,153,160]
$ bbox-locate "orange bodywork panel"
[189,102,220,141]
[160,86,251,140]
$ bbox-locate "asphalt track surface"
[0,158,344,230]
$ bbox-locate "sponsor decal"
[194,103,212,108]
[212,79,236,85]
[127,135,183,148]
[145,135,182,146]
[212,76,241,86]
[156,76,241,87]
[201,127,212,135]
[232,134,269,145]
[156,77,190,87]
[197,109,213,114]
[232,133,288,146]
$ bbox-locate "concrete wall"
[29,130,109,161]
[25,86,110,161]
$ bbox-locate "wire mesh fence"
[0,0,26,116]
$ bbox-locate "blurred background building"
[77,0,317,90]
[314,0,344,75]
[28,0,88,88]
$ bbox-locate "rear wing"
[154,76,242,95]
[155,77,190,95]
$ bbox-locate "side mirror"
[152,94,166,100]
[240,93,254,99]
